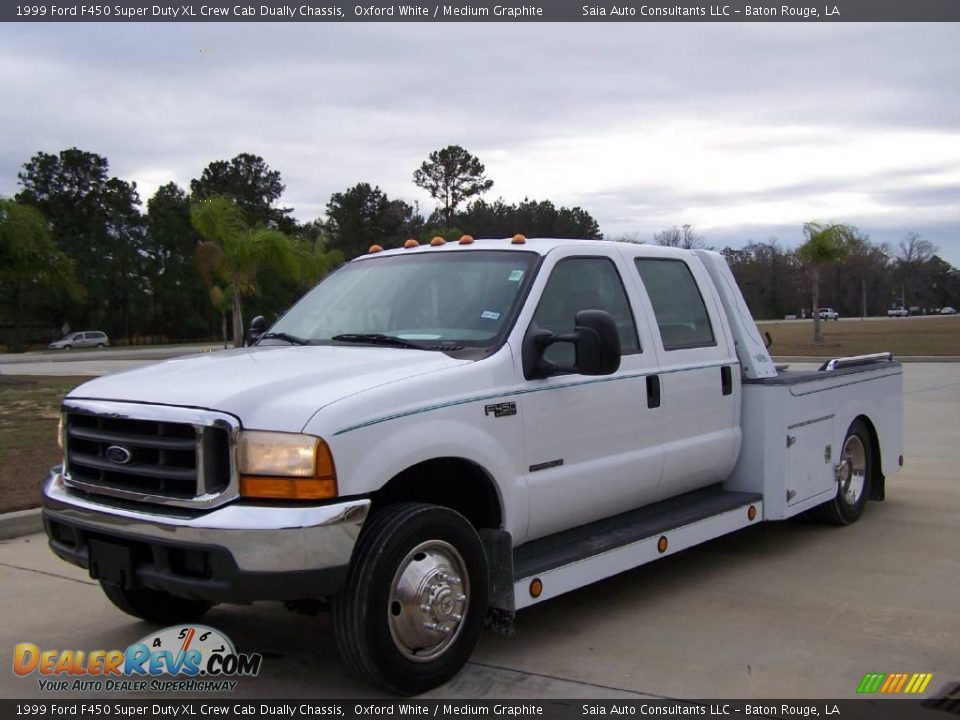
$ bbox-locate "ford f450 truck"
[42,237,903,694]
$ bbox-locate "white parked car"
[48,331,109,349]
[941,306,957,315]
[818,307,839,321]
[887,307,909,317]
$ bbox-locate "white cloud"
[1,22,958,263]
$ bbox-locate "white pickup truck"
[42,237,903,694]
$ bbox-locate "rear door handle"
[646,375,661,409]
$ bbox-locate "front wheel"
[332,503,489,695]
[809,420,872,525]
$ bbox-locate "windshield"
[267,250,538,349]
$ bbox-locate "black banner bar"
[0,699,949,720]
[4,0,960,23]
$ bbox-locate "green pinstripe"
[332,359,733,436]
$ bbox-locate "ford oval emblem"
[105,445,133,465]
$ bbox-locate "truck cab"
[42,237,902,694]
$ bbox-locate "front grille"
[64,411,231,500]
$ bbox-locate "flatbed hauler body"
[42,238,903,694]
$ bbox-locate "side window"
[635,259,715,351]
[533,257,639,367]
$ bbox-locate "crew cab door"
[517,249,664,541]
[621,249,741,497]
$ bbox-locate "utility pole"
[861,279,867,319]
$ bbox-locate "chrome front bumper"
[42,468,370,602]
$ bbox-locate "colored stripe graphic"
[857,673,886,693]
[857,672,933,694]
[908,673,933,694]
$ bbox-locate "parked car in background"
[48,331,110,350]
[941,306,957,315]
[887,307,909,317]
[818,307,839,321]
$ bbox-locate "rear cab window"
[634,258,716,351]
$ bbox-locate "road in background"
[0,344,224,376]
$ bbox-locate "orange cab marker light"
[368,244,383,254]
[511,234,526,244]
[458,235,474,245]
[529,578,543,598]
[403,238,420,248]
[748,505,757,521]
[431,236,447,246]
[657,536,668,554]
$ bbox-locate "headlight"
[238,431,337,500]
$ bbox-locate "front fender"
[326,415,529,544]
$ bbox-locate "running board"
[513,485,763,609]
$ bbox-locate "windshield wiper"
[331,333,432,350]
[259,331,312,346]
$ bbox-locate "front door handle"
[721,365,733,396]
[646,375,661,409]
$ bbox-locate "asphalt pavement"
[1,364,957,701]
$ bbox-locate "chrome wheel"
[836,433,867,506]
[387,540,469,662]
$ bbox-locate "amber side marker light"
[748,505,757,521]
[403,238,420,248]
[240,476,336,500]
[511,234,526,244]
[458,235,474,245]
[431,236,447,246]
[657,536,668,554]
[529,578,543,598]
[368,244,383,254]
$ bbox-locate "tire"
[809,420,872,525]
[63,345,72,350]
[97,343,104,348]
[100,582,213,624]
[332,503,489,695]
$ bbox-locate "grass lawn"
[0,376,86,513]
[762,316,960,357]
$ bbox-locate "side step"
[513,485,762,609]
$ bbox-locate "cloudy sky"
[1,22,958,263]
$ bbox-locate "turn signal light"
[239,476,337,500]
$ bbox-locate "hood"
[67,345,470,432]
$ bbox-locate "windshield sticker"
[481,310,501,320]
[508,270,524,282]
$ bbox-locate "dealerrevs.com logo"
[13,625,262,693]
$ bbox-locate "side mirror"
[245,315,267,346]
[570,310,621,375]
[523,309,621,379]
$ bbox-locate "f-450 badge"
[484,401,517,418]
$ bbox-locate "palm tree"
[798,222,856,343]
[191,196,298,347]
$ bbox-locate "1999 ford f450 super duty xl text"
[42,237,903,694]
